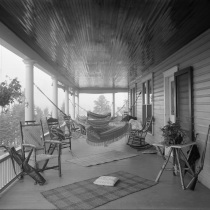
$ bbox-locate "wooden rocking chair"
[46,117,72,150]
[20,120,62,179]
[127,116,153,148]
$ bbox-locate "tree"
[0,101,25,146]
[58,102,65,124]
[0,77,22,113]
[93,95,111,114]
[0,78,24,147]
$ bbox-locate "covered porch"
[1,136,210,209]
[1,0,210,208]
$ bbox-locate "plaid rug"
[66,150,138,167]
[41,171,157,210]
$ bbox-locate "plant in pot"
[160,120,186,146]
[0,77,22,113]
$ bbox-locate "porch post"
[52,76,58,118]
[72,90,75,119]
[65,87,69,116]
[77,91,79,118]
[112,92,115,117]
[23,59,35,121]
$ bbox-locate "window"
[130,83,137,117]
[142,74,153,133]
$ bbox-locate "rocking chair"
[46,117,71,150]
[127,116,153,148]
[63,115,82,139]
[20,120,62,178]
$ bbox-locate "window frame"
[142,73,153,134]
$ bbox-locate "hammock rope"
[34,83,66,116]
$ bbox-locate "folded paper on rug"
[93,176,119,186]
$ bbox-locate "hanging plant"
[160,120,186,145]
[0,77,23,113]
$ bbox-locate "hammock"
[87,111,111,120]
[86,122,131,146]
[87,119,111,128]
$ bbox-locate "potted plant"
[160,120,186,145]
[0,77,22,113]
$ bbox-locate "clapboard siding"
[129,29,210,188]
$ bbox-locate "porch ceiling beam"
[78,88,128,94]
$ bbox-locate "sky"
[0,44,128,116]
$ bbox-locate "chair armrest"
[45,140,62,144]
[22,143,36,148]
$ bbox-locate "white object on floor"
[93,176,119,186]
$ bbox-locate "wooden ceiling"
[0,0,210,93]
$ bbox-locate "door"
[175,66,193,142]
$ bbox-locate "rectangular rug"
[66,150,138,166]
[41,171,157,210]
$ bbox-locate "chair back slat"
[20,122,44,149]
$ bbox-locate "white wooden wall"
[131,29,210,188]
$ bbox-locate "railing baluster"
[0,149,21,193]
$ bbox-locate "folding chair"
[127,116,153,148]
[20,120,62,178]
[46,117,71,150]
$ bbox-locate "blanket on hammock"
[86,122,130,146]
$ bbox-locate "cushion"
[93,176,119,186]
[129,119,142,130]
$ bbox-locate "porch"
[1,136,210,209]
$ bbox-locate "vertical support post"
[72,90,75,120]
[23,59,35,121]
[77,91,79,118]
[112,92,115,117]
[65,87,69,116]
[52,76,58,119]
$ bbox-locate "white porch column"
[112,92,115,117]
[52,76,58,118]
[72,90,75,119]
[23,59,35,121]
[65,87,69,116]
[77,92,79,118]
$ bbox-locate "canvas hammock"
[87,111,111,120]
[86,122,130,146]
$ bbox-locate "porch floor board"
[1,136,210,209]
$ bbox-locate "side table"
[153,142,196,189]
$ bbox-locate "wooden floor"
[1,135,210,209]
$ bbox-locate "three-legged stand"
[153,142,196,190]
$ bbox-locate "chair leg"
[58,145,62,177]
[69,138,71,151]
[42,144,56,171]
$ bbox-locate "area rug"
[41,171,157,210]
[66,150,138,166]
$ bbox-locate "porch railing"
[0,146,22,194]
[0,131,51,194]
